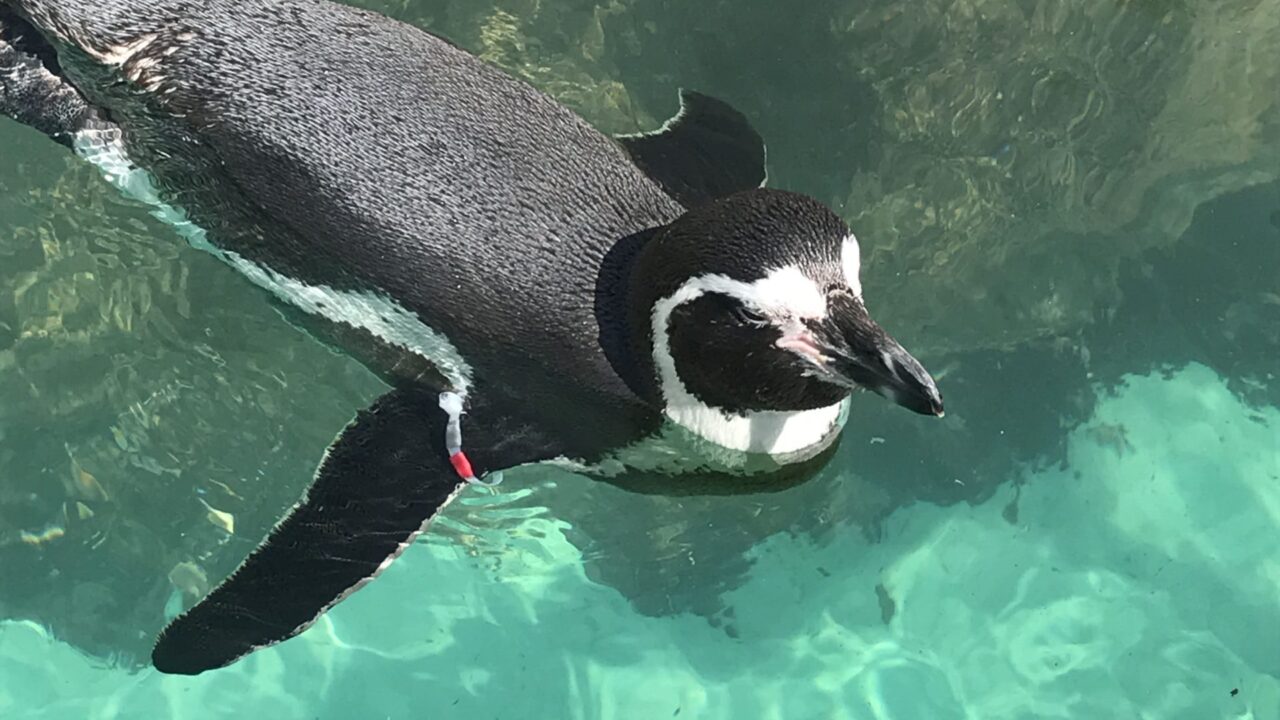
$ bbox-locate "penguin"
[0,0,944,675]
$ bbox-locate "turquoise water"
[2,1,1279,718]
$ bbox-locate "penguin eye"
[733,305,769,328]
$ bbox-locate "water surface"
[1,0,1278,717]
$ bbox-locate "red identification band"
[450,451,475,480]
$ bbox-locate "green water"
[2,1,1279,718]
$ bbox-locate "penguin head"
[634,189,943,432]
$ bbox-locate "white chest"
[556,399,849,479]
[662,399,849,456]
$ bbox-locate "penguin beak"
[781,293,944,417]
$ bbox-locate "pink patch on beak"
[776,331,826,366]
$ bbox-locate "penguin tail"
[0,6,101,148]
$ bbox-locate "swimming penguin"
[0,0,943,674]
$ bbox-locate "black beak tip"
[902,377,944,418]
[873,381,944,418]
[911,390,945,418]
[921,379,942,417]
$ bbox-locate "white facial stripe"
[666,266,827,321]
[842,232,863,298]
[751,266,827,318]
[74,129,475,393]
[651,269,846,455]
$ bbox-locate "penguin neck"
[596,227,666,406]
[621,224,696,410]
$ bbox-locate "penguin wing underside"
[617,89,767,209]
[151,386,565,676]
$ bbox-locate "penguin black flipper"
[152,386,563,676]
[617,89,767,208]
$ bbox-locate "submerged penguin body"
[0,0,943,674]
